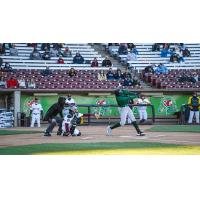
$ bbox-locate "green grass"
[0,142,200,155]
[147,125,200,133]
[0,130,41,136]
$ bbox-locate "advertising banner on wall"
[20,94,190,118]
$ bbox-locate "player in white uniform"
[30,98,43,127]
[62,106,83,136]
[136,95,151,123]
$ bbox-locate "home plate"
[119,135,134,138]
[81,137,93,140]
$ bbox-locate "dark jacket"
[43,97,66,121]
[102,59,112,67]
[73,55,84,64]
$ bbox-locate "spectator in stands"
[0,44,5,55]
[57,55,65,64]
[9,44,18,56]
[102,56,112,67]
[41,66,52,76]
[18,78,26,88]
[27,43,37,48]
[123,77,134,86]
[188,92,200,124]
[91,57,98,67]
[122,70,132,79]
[73,52,84,64]
[155,63,168,74]
[0,77,6,88]
[3,62,13,72]
[41,43,51,51]
[106,68,115,81]
[6,77,19,88]
[42,49,51,60]
[118,43,128,55]
[170,47,184,63]
[132,76,141,87]
[127,43,135,51]
[160,46,170,57]
[28,78,36,89]
[52,43,63,53]
[131,46,139,55]
[144,64,155,74]
[98,70,107,81]
[68,68,77,77]
[163,43,170,49]
[114,68,123,80]
[62,47,72,57]
[3,43,12,49]
[190,72,199,83]
[30,48,42,60]
[50,46,59,57]
[152,43,160,51]
[126,51,137,61]
[179,44,191,57]
[0,57,3,68]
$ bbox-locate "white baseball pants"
[119,106,136,126]
[31,114,41,127]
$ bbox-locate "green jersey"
[115,89,138,107]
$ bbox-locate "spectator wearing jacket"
[102,56,112,67]
[28,78,36,89]
[188,92,200,124]
[98,70,107,81]
[106,68,115,81]
[50,46,59,57]
[30,48,42,60]
[43,96,66,136]
[123,77,134,86]
[62,47,72,57]
[57,55,65,64]
[73,52,84,64]
[0,44,6,55]
[10,44,18,56]
[41,43,51,51]
[144,64,155,76]
[118,43,128,55]
[42,49,51,60]
[91,57,99,67]
[0,77,6,88]
[0,57,3,68]
[3,62,13,72]
[68,68,77,77]
[155,63,168,74]
[41,66,52,76]
[114,69,123,80]
[6,77,19,88]
[18,78,26,88]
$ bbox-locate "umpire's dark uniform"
[43,97,66,136]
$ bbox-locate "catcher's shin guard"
[70,125,76,135]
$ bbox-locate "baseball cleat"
[44,132,51,136]
[106,126,112,136]
[136,132,145,136]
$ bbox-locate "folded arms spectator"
[73,52,84,64]
[102,56,112,67]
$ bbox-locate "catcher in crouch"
[62,106,83,136]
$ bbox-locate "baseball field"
[0,125,200,155]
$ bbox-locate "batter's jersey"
[30,103,43,114]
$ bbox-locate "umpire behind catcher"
[43,96,66,136]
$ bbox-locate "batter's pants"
[119,106,136,126]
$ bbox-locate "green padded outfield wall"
[20,94,190,117]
